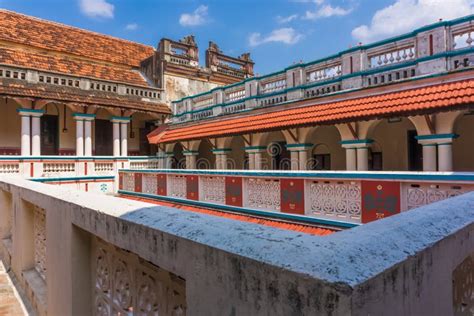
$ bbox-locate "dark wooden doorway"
[408,130,423,171]
[139,121,156,155]
[95,119,113,156]
[41,115,59,155]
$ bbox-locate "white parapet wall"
[0,176,473,315]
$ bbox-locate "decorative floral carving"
[309,182,361,220]
[34,206,47,280]
[201,176,225,204]
[247,178,280,211]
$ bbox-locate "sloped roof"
[149,78,474,143]
[0,9,154,67]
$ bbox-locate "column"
[299,150,308,170]
[75,119,84,156]
[184,152,198,169]
[422,145,437,171]
[84,118,94,156]
[356,147,369,171]
[438,143,453,172]
[112,121,120,156]
[290,150,299,170]
[247,152,255,170]
[31,113,43,156]
[19,113,31,156]
[165,152,173,169]
[120,122,128,157]
[345,148,357,171]
[213,149,230,170]
[254,151,263,170]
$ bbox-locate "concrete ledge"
[0,176,473,315]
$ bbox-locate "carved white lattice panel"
[168,176,186,199]
[308,181,361,221]
[123,173,135,192]
[201,176,225,204]
[405,183,472,210]
[34,206,46,280]
[247,178,280,211]
[143,174,158,195]
[453,254,474,316]
[92,238,186,316]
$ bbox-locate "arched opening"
[172,143,185,169]
[370,118,421,171]
[307,126,345,170]
[0,98,21,155]
[453,111,474,171]
[228,136,247,169]
[196,139,215,169]
[260,131,290,170]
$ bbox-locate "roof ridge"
[0,8,155,51]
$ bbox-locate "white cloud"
[352,0,474,44]
[303,4,352,20]
[179,5,209,27]
[79,0,114,19]
[249,28,304,47]
[125,23,138,31]
[276,14,299,24]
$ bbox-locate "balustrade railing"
[119,169,474,225]
[172,15,474,124]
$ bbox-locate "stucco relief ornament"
[112,259,132,311]
[136,273,160,315]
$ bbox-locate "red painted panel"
[186,175,199,200]
[361,180,400,223]
[225,177,243,207]
[134,173,142,193]
[119,173,123,190]
[280,179,305,215]
[157,174,167,196]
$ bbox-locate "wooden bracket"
[242,134,252,147]
[286,128,299,143]
[347,123,358,140]
[208,138,217,150]
[424,114,435,135]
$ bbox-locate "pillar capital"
[244,146,266,153]
[73,113,96,121]
[415,133,459,145]
[110,116,131,124]
[340,139,373,149]
[211,148,231,154]
[17,108,44,117]
[183,150,199,156]
[285,143,313,152]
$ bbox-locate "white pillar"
[299,150,308,170]
[254,151,263,170]
[113,121,120,156]
[438,143,453,172]
[120,122,128,157]
[247,152,255,170]
[290,151,299,170]
[185,153,197,169]
[422,145,437,171]
[84,119,93,156]
[20,114,31,156]
[31,115,42,156]
[346,148,357,171]
[357,147,369,171]
[220,154,227,170]
[75,119,84,156]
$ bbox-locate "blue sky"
[2,0,474,75]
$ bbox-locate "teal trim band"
[73,113,96,118]
[211,148,232,153]
[31,176,114,182]
[118,190,359,229]
[415,133,459,140]
[340,139,374,145]
[438,142,454,146]
[182,150,199,154]
[165,152,174,155]
[285,143,313,149]
[17,108,45,114]
[422,144,438,147]
[110,116,132,122]
[244,146,266,150]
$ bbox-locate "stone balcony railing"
[118,169,474,226]
[172,14,474,123]
[0,176,473,315]
[0,65,164,102]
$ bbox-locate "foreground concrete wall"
[0,177,473,315]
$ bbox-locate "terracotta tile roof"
[0,47,149,87]
[0,78,170,114]
[0,9,153,67]
[123,195,336,236]
[150,79,474,143]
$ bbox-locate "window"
[313,154,331,170]
[370,152,383,171]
